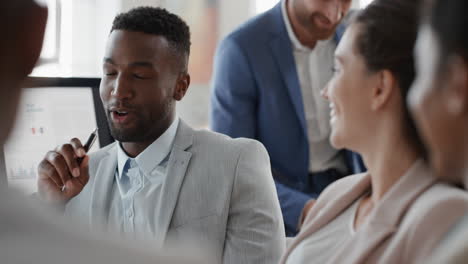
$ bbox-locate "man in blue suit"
[210,0,365,236]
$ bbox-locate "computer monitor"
[0,77,114,194]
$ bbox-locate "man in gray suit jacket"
[0,1,211,263]
[37,7,285,264]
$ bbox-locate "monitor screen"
[1,77,113,195]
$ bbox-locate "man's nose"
[111,75,133,99]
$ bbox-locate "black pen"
[77,128,98,165]
[61,128,98,191]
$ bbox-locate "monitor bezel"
[0,76,115,186]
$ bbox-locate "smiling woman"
[281,0,468,263]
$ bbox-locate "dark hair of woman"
[353,0,426,156]
[424,0,468,67]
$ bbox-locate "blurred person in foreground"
[0,0,212,263]
[37,6,285,264]
[408,0,468,263]
[280,0,468,263]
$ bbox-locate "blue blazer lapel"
[268,3,307,135]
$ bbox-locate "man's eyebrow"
[129,61,154,68]
[103,59,154,69]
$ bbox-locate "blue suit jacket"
[210,2,365,235]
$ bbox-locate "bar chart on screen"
[3,87,100,195]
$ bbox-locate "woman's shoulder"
[302,173,370,224]
[398,182,468,261]
[411,182,468,214]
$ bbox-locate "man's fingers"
[38,178,63,201]
[37,138,90,204]
[74,155,90,189]
[70,138,85,157]
[38,156,64,187]
[45,150,72,187]
[56,144,80,178]
[37,141,89,203]
[62,155,90,198]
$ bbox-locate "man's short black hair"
[111,6,191,69]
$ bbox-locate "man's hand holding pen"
[37,129,97,203]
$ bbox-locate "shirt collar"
[117,117,180,179]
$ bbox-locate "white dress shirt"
[281,0,347,174]
[108,118,180,239]
[286,197,359,264]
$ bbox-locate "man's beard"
[308,14,339,40]
[107,112,148,142]
[106,99,173,143]
[298,12,340,41]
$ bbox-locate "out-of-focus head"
[289,0,352,41]
[0,0,47,144]
[409,0,468,184]
[100,7,191,144]
[322,0,424,155]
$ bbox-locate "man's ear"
[173,73,190,101]
[371,69,396,111]
[15,3,48,77]
[443,56,468,115]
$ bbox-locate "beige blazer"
[65,120,285,264]
[280,161,468,264]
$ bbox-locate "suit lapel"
[281,173,372,262]
[153,120,193,243]
[89,143,117,229]
[330,160,437,263]
[268,3,307,135]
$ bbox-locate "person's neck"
[361,126,420,203]
[286,0,317,49]
[121,141,155,158]
[121,115,174,158]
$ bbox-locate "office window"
[360,0,374,8]
[253,0,279,15]
[40,0,60,63]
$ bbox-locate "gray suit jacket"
[65,120,285,263]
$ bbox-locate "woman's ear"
[371,69,396,111]
[442,55,468,116]
[173,73,190,101]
